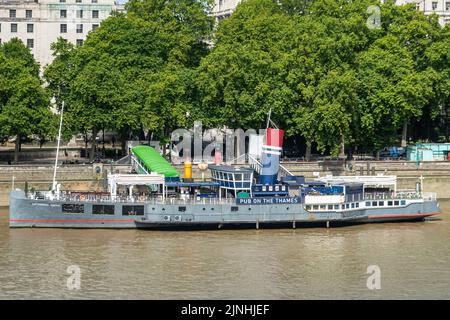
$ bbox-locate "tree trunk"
[445,105,449,142]
[339,135,345,158]
[120,127,129,156]
[90,127,98,162]
[305,141,312,162]
[14,134,21,164]
[84,131,88,159]
[401,120,408,147]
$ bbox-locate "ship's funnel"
[260,128,284,185]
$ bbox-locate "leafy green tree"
[197,0,297,129]
[45,1,214,159]
[0,38,53,163]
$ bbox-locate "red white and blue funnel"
[260,128,284,185]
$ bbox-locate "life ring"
[80,195,86,201]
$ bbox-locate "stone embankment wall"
[0,160,449,206]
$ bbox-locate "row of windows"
[7,8,101,19]
[8,9,33,19]
[0,23,98,34]
[430,2,450,11]
[0,38,84,47]
[59,0,99,2]
[306,203,359,211]
[0,37,34,48]
[305,199,408,211]
[365,200,406,207]
[211,171,252,181]
[0,23,34,33]
[63,204,145,216]
[59,10,100,19]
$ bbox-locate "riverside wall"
[0,160,449,206]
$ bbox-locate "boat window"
[320,205,326,210]
[378,201,384,206]
[356,203,359,208]
[92,205,115,215]
[122,205,144,216]
[394,200,400,206]
[366,201,371,207]
[334,204,339,210]
[235,174,242,181]
[231,206,239,212]
[388,201,393,206]
[372,201,378,207]
[313,205,319,210]
[401,200,406,206]
[342,204,345,209]
[351,203,355,208]
[346,204,350,209]
[62,204,84,214]
[306,205,311,210]
[178,206,186,212]
[327,205,333,210]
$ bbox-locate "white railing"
[421,192,437,201]
[279,164,294,177]
[30,192,238,205]
[248,154,262,174]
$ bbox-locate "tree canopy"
[0,38,54,163]
[10,0,450,160]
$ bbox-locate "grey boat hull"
[9,190,441,229]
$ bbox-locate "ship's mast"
[266,108,278,129]
[52,101,64,193]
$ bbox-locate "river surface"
[0,202,449,300]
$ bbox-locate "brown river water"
[0,202,449,300]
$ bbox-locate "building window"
[76,10,83,19]
[27,24,34,33]
[11,23,17,33]
[92,24,99,31]
[27,39,34,49]
[26,10,32,19]
[432,2,438,10]
[76,39,84,46]
[10,10,16,18]
[92,10,99,19]
[60,10,67,18]
[76,24,83,33]
[446,2,450,10]
[60,24,67,33]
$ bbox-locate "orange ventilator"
[184,160,192,179]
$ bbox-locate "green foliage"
[0,38,54,160]
[45,1,214,154]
